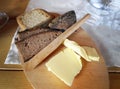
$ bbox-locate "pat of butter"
[64,39,90,61]
[82,46,99,61]
[46,47,82,86]
[63,39,99,62]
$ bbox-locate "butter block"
[46,47,82,86]
[63,39,91,61]
[82,46,99,61]
[63,39,99,62]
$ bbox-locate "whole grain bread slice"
[16,28,50,41]
[49,10,76,30]
[17,9,53,32]
[15,30,62,62]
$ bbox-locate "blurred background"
[0,0,29,19]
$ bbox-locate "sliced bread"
[16,28,50,41]
[49,10,76,30]
[15,30,62,62]
[15,10,77,62]
[17,9,53,32]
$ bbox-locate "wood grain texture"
[0,70,119,89]
[108,67,120,72]
[109,72,120,89]
[23,28,109,89]
[0,70,32,89]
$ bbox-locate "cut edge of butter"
[46,39,99,87]
[63,39,99,62]
[63,39,91,62]
[82,46,100,61]
[46,47,82,86]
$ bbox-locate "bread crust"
[15,30,62,62]
[49,10,76,30]
[16,9,53,32]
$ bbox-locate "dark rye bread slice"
[49,10,76,30]
[16,28,50,41]
[15,30,62,62]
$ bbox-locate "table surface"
[0,1,120,89]
[0,18,119,89]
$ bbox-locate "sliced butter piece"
[82,46,99,61]
[63,39,99,62]
[46,47,82,86]
[63,39,91,61]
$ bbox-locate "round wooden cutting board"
[23,28,109,89]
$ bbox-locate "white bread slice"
[16,9,53,32]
